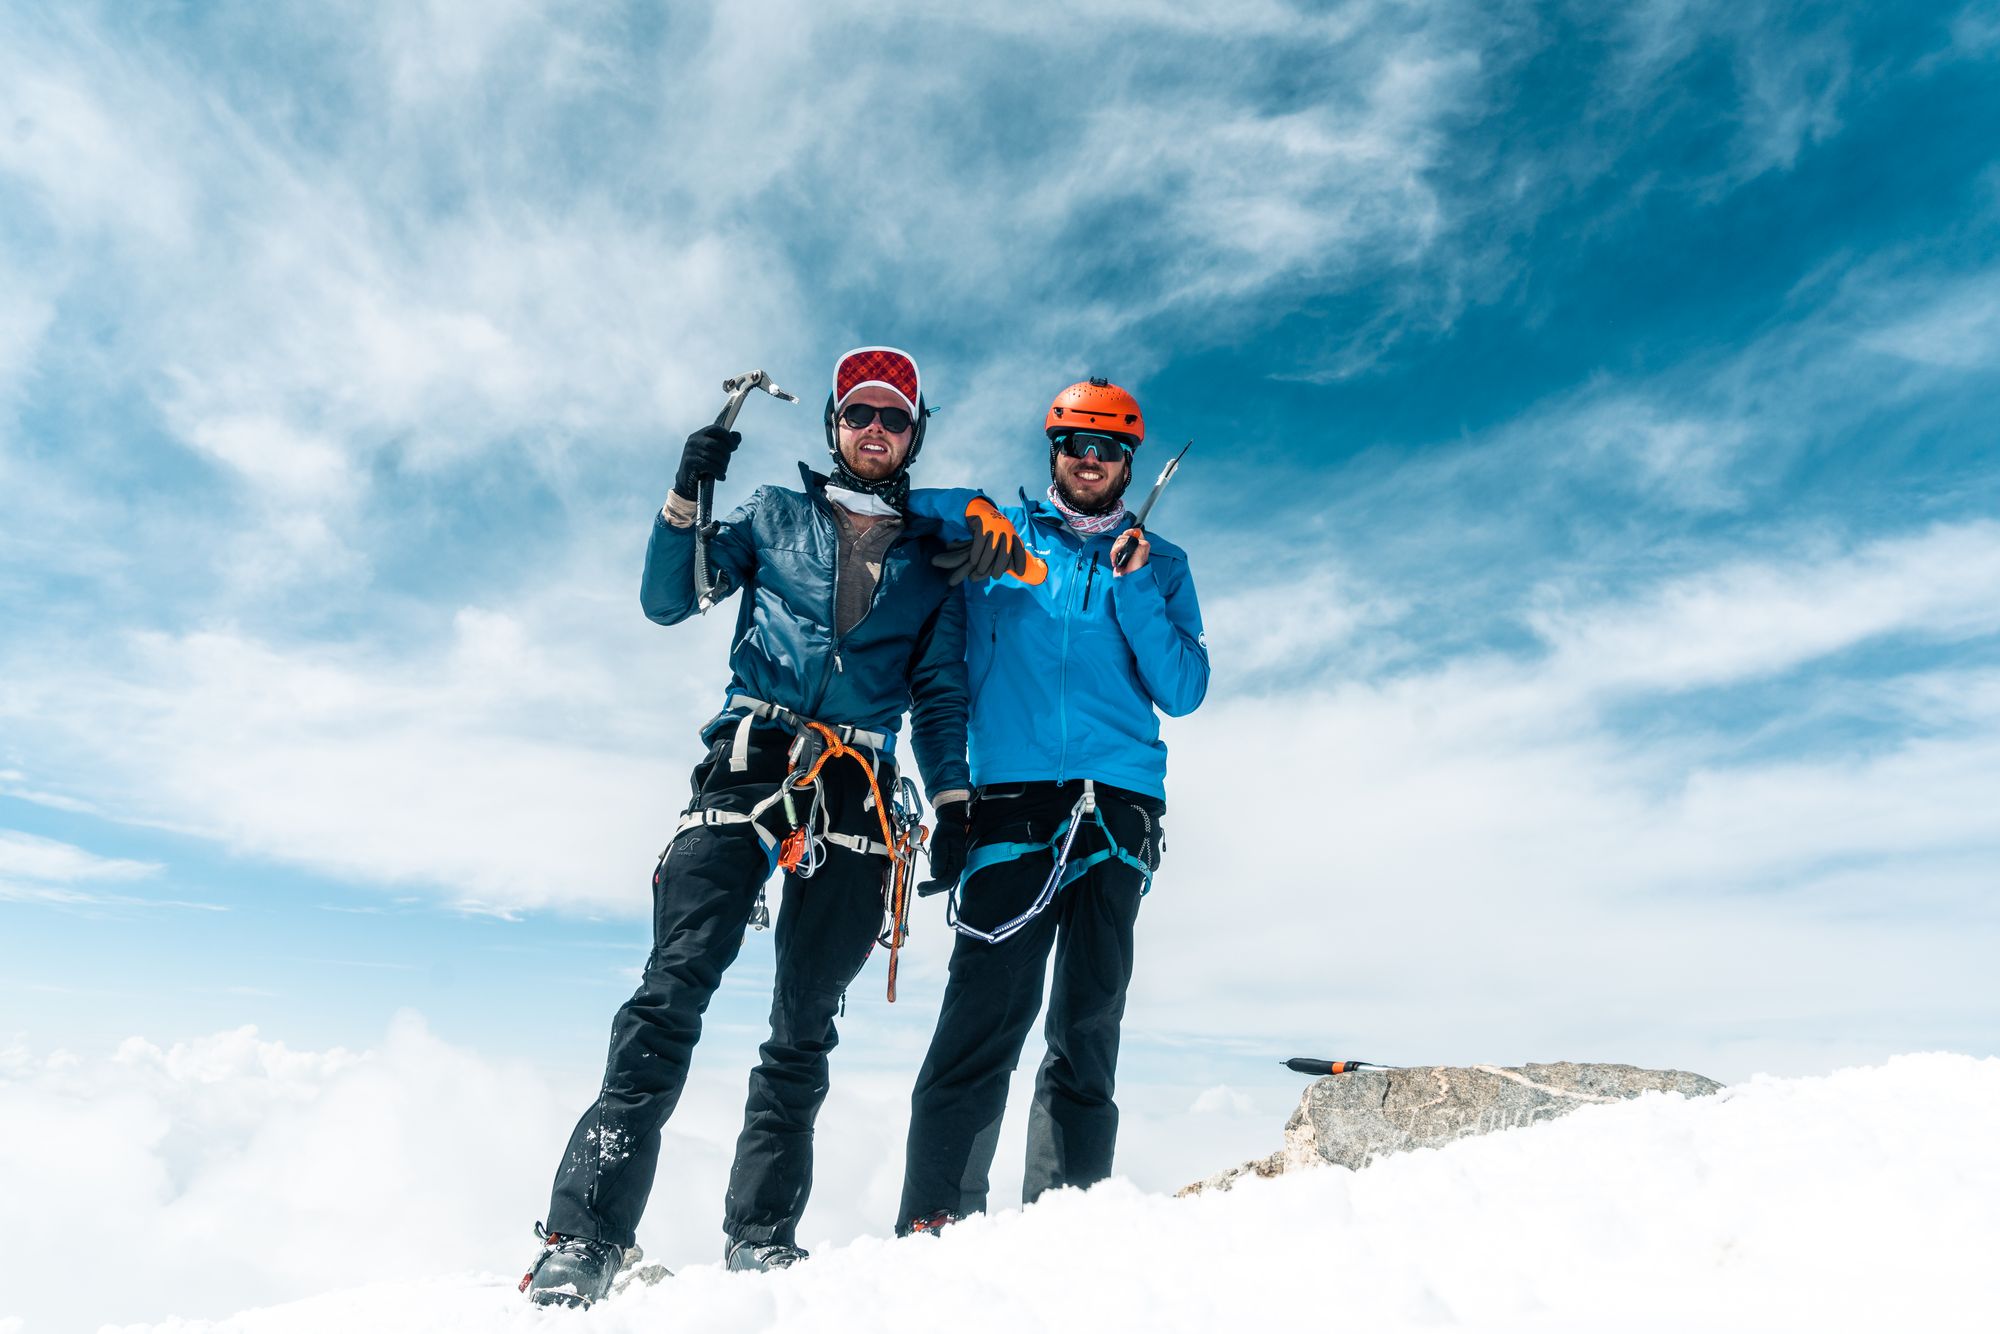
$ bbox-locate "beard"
[840,440,904,480]
[1052,460,1133,515]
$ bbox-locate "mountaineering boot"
[520,1222,631,1308]
[724,1238,810,1272]
[904,1210,960,1237]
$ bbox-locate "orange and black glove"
[931,500,1040,586]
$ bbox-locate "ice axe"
[695,369,799,610]
[1111,440,1192,572]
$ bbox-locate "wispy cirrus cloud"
[0,829,220,911]
[1532,520,2000,694]
[0,830,157,884]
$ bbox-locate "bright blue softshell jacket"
[908,487,1208,799]
[640,463,970,799]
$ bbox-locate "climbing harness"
[671,700,928,1001]
[719,694,892,774]
[941,780,1154,945]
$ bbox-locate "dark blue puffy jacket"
[640,464,970,800]
[908,487,1207,799]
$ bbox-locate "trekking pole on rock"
[695,369,799,610]
[1112,440,1192,572]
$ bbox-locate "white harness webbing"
[723,694,891,773]
[671,806,890,860]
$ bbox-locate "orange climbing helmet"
[1045,377,1144,444]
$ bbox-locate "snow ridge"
[89,1054,2000,1334]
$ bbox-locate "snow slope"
[93,1054,2000,1334]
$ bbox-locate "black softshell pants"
[545,729,890,1249]
[897,780,1163,1230]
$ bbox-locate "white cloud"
[1603,1,1854,185]
[1125,674,1999,1070]
[0,590,733,912]
[12,1041,2000,1332]
[1571,398,1756,511]
[0,1017,1290,1332]
[1534,519,2000,694]
[1947,3,2000,57]
[0,62,196,248]
[0,1020,563,1330]
[176,414,362,504]
[1366,249,2000,527]
[1729,25,1849,179]
[0,284,54,405]
[1199,568,1399,684]
[1082,520,2000,1071]
[0,831,211,909]
[0,830,157,883]
[1188,1084,1255,1116]
[1861,270,2000,370]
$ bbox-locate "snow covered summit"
[95,1054,2000,1334]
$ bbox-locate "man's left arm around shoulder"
[906,582,972,807]
[1108,539,1210,717]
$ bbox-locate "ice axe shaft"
[696,369,799,609]
[1112,440,1192,572]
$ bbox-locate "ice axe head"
[715,369,800,431]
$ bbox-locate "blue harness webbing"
[946,781,1152,945]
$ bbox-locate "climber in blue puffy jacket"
[525,346,1022,1304]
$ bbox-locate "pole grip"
[1111,525,1144,573]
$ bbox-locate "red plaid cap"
[833,346,921,416]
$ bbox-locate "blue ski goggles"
[1051,430,1136,464]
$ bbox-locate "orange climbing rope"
[777,720,925,1002]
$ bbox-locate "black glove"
[931,512,1030,587]
[675,424,741,498]
[917,799,971,897]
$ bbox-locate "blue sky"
[4,0,1999,1156]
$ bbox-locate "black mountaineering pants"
[545,729,890,1250]
[897,779,1164,1231]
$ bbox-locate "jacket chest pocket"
[1069,555,1122,641]
[759,544,834,631]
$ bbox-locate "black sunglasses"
[1053,431,1134,463]
[839,402,914,433]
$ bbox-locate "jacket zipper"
[815,500,843,703]
[825,502,902,684]
[1057,544,1087,782]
